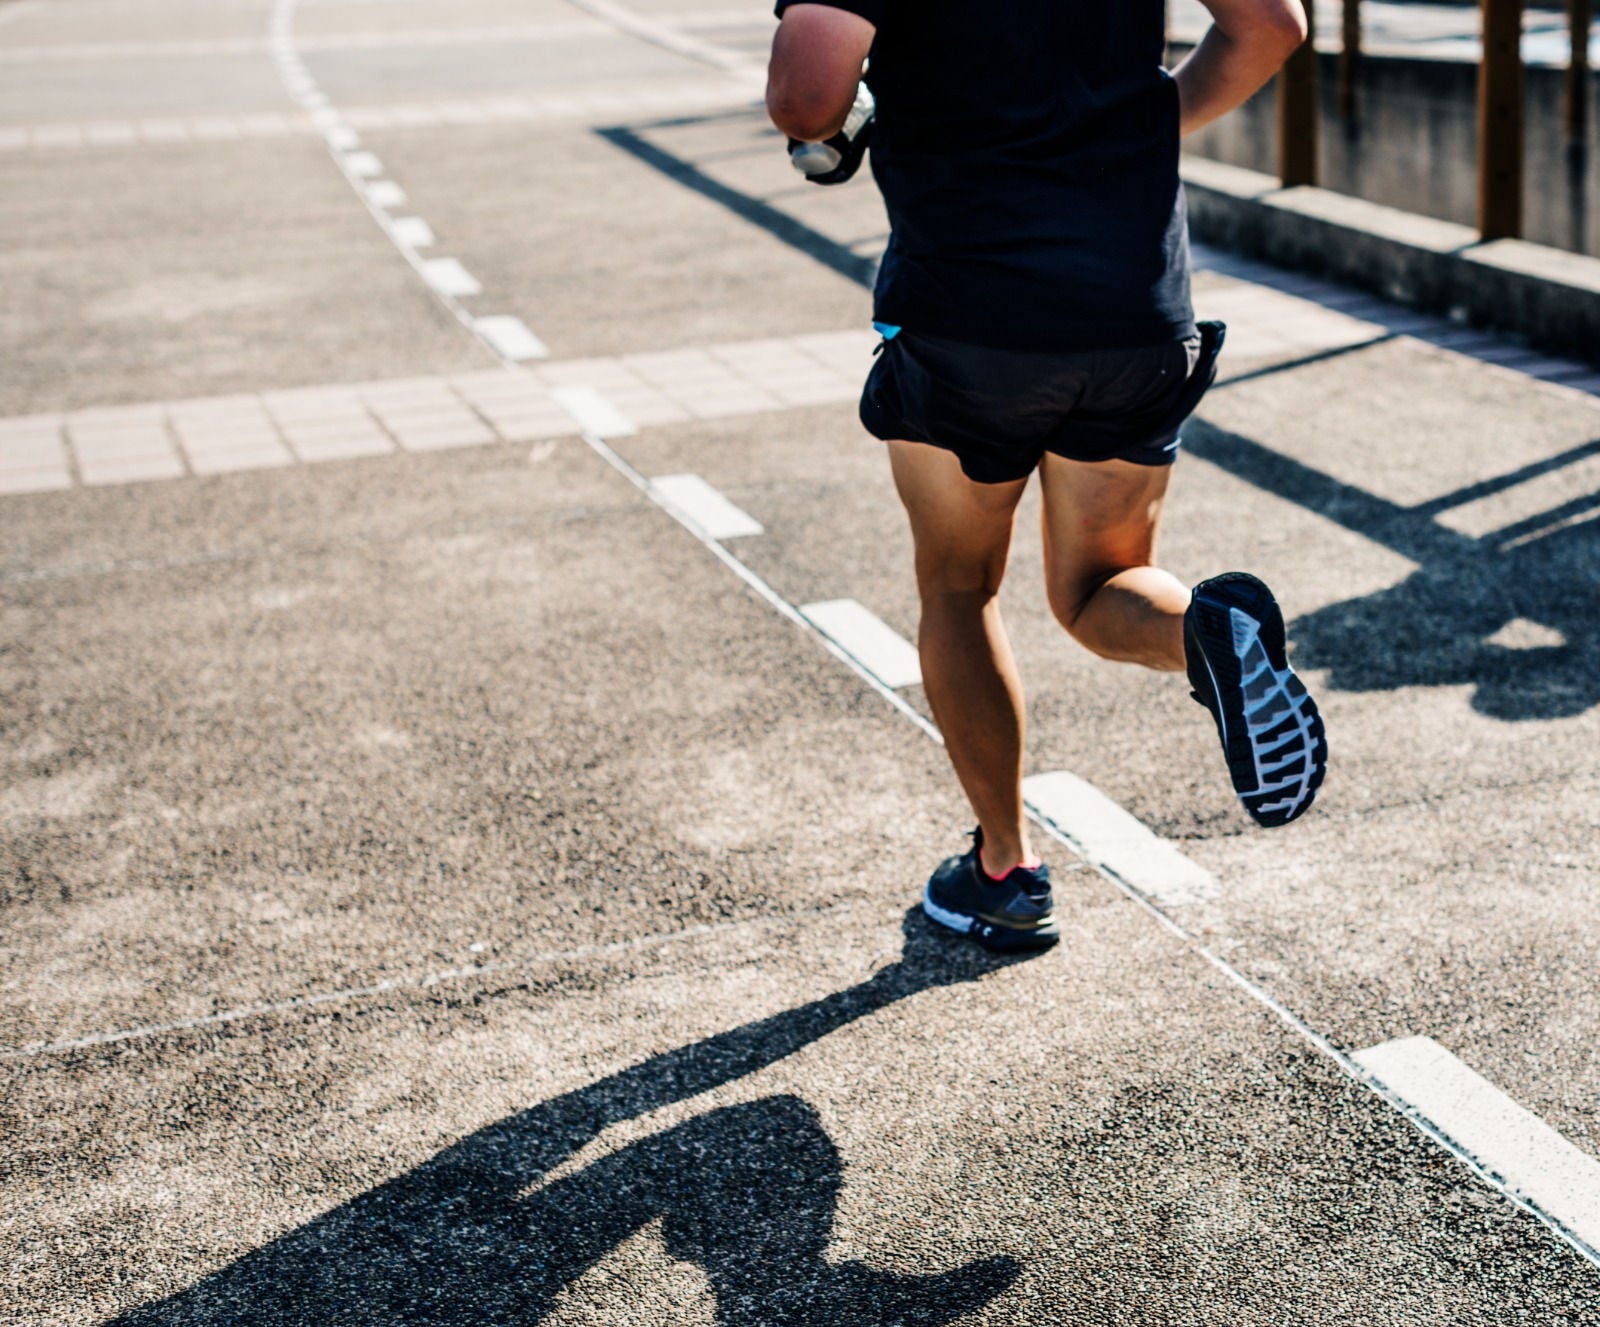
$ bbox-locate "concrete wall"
[1182,156,1600,367]
[1172,42,1600,258]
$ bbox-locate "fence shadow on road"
[595,112,881,289]
[110,909,1024,1326]
[1186,420,1600,720]
[596,107,1600,721]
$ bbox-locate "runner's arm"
[1173,0,1308,136]
[766,3,875,142]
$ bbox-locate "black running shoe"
[1185,571,1327,828]
[922,829,1059,951]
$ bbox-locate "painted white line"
[390,216,436,250]
[1023,770,1218,906]
[649,473,763,541]
[1355,1037,1600,1249]
[363,179,406,209]
[253,18,1600,1273]
[341,149,383,177]
[799,599,921,689]
[474,314,547,361]
[564,0,764,83]
[571,425,942,744]
[1,900,864,1060]
[419,257,482,298]
[268,0,556,376]
[550,386,637,439]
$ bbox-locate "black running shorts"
[860,320,1226,484]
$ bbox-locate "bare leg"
[887,441,1034,876]
[1038,452,1190,671]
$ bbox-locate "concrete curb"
[1182,155,1600,368]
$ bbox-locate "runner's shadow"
[1186,421,1600,719]
[111,909,1026,1326]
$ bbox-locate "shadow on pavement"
[111,909,1024,1325]
[597,109,1600,720]
[1187,421,1600,719]
[595,117,880,288]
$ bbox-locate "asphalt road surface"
[3,1,1600,1324]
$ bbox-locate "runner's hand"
[787,83,874,185]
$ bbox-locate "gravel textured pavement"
[3,0,1599,1323]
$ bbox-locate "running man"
[767,0,1327,950]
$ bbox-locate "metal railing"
[1272,0,1593,240]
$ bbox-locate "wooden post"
[1567,0,1592,143]
[1339,0,1362,123]
[1478,0,1524,239]
[1278,0,1319,185]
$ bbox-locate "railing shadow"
[110,909,1026,1325]
[595,115,880,289]
[599,108,1599,720]
[1186,420,1600,719]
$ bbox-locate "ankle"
[978,836,1038,880]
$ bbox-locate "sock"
[982,856,1041,882]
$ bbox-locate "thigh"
[1037,451,1175,611]
[887,440,1029,595]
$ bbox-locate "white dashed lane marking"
[568,370,1600,1274]
[648,473,763,540]
[474,315,548,362]
[390,216,436,250]
[363,180,405,209]
[419,257,483,298]
[1023,770,1219,906]
[799,599,923,690]
[14,0,1598,1271]
[550,386,638,439]
[517,166,1600,1262]
[268,0,515,368]
[340,149,384,178]
[1356,1036,1600,1255]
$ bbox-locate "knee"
[914,553,1006,607]
[1046,571,1104,639]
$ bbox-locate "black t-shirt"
[774,0,1195,351]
